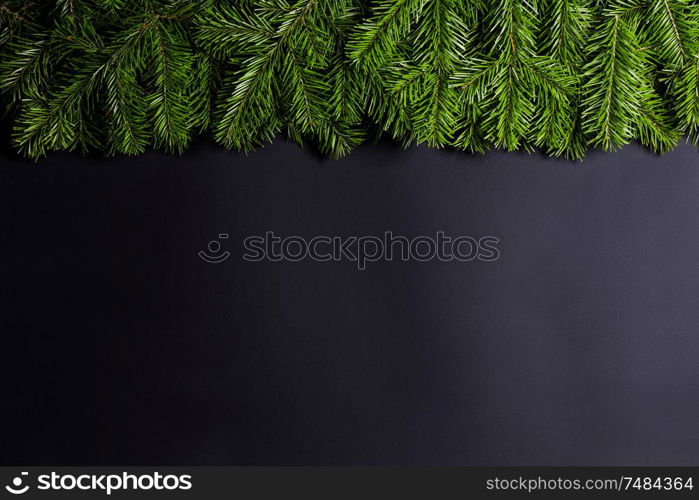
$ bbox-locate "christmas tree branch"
[1,0,699,159]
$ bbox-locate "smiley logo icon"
[5,472,29,495]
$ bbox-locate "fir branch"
[105,63,149,154]
[0,33,51,102]
[541,0,591,68]
[460,0,541,150]
[195,3,274,59]
[582,7,643,150]
[2,0,699,159]
[648,0,692,69]
[214,33,281,150]
[346,0,426,70]
[671,53,699,143]
[409,0,468,146]
[145,17,193,153]
[187,52,219,132]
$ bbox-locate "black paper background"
[1,138,698,465]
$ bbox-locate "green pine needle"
[1,0,699,159]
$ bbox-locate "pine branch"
[346,0,426,70]
[329,55,364,124]
[145,17,193,153]
[456,0,542,150]
[409,0,468,146]
[195,3,274,59]
[0,33,51,102]
[105,63,149,154]
[13,66,98,157]
[582,5,644,150]
[541,0,591,68]
[214,27,281,150]
[529,56,578,155]
[0,1,40,46]
[648,0,693,69]
[187,52,219,132]
[2,0,699,159]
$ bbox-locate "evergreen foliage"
[1,0,698,159]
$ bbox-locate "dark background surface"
[1,138,698,466]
